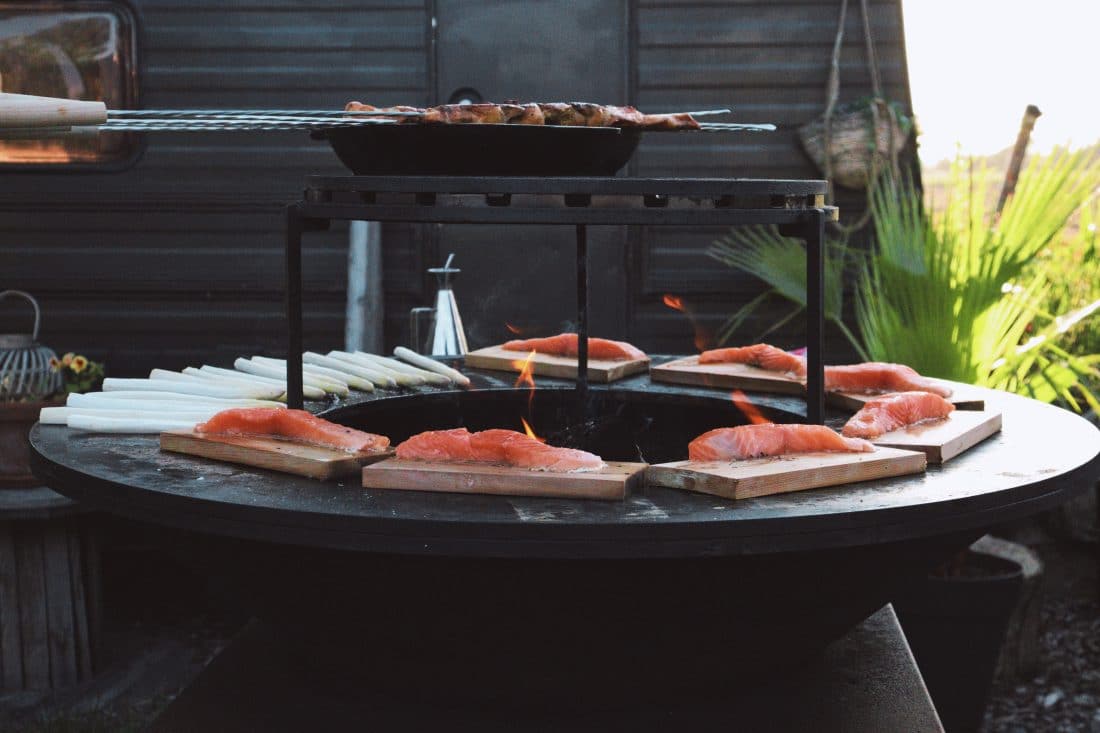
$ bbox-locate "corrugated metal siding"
[0,0,912,370]
[629,0,913,358]
[0,0,430,376]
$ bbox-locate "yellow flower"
[71,356,88,374]
[49,356,61,370]
[62,352,75,366]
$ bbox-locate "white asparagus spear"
[326,351,424,387]
[235,358,349,397]
[67,394,283,412]
[250,356,356,393]
[103,378,283,400]
[150,369,294,400]
[303,352,396,388]
[67,414,199,434]
[192,365,326,401]
[246,356,351,394]
[393,347,471,387]
[353,352,450,385]
[42,406,219,425]
[301,363,374,392]
[69,391,283,407]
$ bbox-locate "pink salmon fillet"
[396,427,605,472]
[196,408,390,453]
[842,391,956,439]
[688,424,872,462]
[697,344,806,377]
[824,363,953,397]
[502,333,646,361]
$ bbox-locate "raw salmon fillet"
[824,362,953,397]
[698,344,806,377]
[196,408,390,453]
[502,333,646,361]
[842,391,956,439]
[688,424,872,462]
[396,427,605,472]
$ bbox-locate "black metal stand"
[284,176,835,421]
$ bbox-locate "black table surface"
[29,360,1100,560]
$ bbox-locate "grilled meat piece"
[640,112,701,130]
[421,104,506,124]
[570,102,613,126]
[501,103,545,125]
[604,105,647,126]
[538,102,585,126]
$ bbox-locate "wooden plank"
[81,526,102,678]
[0,522,22,689]
[869,411,1002,464]
[464,345,650,384]
[646,447,926,501]
[67,524,93,680]
[42,524,77,688]
[826,382,986,412]
[15,526,49,689]
[362,460,648,501]
[650,355,804,395]
[161,432,394,480]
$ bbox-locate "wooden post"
[996,105,1042,215]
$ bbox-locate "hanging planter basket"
[798,98,913,190]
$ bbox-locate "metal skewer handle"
[0,93,107,129]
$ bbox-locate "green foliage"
[708,227,865,356]
[708,147,1100,412]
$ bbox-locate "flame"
[512,350,537,412]
[505,322,524,335]
[521,417,546,443]
[661,294,713,352]
[730,390,772,425]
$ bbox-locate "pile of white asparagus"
[41,347,471,433]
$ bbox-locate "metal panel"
[428,0,630,350]
[0,0,431,376]
[630,0,914,358]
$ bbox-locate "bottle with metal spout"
[409,253,469,356]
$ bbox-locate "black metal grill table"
[28,370,1100,707]
[284,176,837,422]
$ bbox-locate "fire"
[661,293,713,352]
[520,417,546,443]
[505,322,524,335]
[512,350,537,412]
[730,390,772,425]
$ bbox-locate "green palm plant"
[707,147,1100,411]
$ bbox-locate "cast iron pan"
[313,124,642,176]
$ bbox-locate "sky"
[902,0,1100,165]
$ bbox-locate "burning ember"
[662,294,713,352]
[520,417,546,443]
[730,390,772,425]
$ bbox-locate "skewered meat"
[343,100,702,129]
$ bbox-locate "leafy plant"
[50,352,105,395]
[707,147,1100,411]
[708,228,864,355]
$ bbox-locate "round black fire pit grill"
[29,370,1100,702]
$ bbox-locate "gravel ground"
[982,538,1100,733]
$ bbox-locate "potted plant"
[0,352,105,488]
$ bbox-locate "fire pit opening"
[325,387,793,463]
